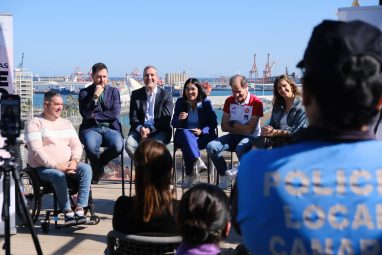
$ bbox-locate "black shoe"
[75,209,87,224]
[64,211,77,226]
[92,167,104,184]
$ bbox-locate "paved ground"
[0,118,247,254]
[2,179,243,255]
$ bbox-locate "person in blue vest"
[172,78,218,189]
[235,20,382,254]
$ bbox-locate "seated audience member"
[235,20,382,254]
[125,65,173,158]
[112,139,177,234]
[176,183,230,255]
[172,78,218,189]
[25,91,92,226]
[255,74,306,148]
[206,75,263,189]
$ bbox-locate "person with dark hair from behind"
[253,74,306,149]
[235,20,382,254]
[176,183,231,255]
[172,78,218,189]
[112,139,177,234]
[79,62,123,184]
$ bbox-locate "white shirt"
[136,86,158,133]
[279,112,289,130]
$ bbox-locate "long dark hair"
[182,78,207,102]
[272,74,301,109]
[177,183,230,245]
[133,139,173,222]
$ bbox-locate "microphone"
[183,100,191,113]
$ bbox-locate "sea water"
[33,89,272,126]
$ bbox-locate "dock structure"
[209,95,273,109]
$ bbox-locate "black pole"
[2,170,11,255]
[13,168,43,255]
[1,144,43,255]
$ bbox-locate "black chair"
[106,230,182,255]
[17,166,100,233]
[129,157,134,197]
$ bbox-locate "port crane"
[263,53,276,80]
[249,53,258,81]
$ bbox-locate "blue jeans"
[125,130,170,158]
[206,134,256,176]
[80,127,123,178]
[35,163,92,211]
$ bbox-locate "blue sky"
[1,0,380,78]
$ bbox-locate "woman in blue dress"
[172,78,218,189]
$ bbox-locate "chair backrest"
[106,230,182,255]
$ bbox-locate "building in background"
[165,71,188,86]
[14,68,33,120]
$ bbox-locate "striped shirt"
[25,114,82,169]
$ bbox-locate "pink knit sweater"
[25,115,82,169]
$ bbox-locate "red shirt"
[223,93,263,136]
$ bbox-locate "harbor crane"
[249,53,258,81]
[18,52,24,69]
[263,53,276,79]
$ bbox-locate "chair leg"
[172,147,177,199]
[121,151,125,197]
[129,159,133,197]
[207,154,210,184]
[53,192,59,230]
[181,157,185,194]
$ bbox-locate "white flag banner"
[0,13,14,94]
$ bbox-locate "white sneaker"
[225,168,238,180]
[225,163,239,181]
[182,174,198,189]
[218,175,231,190]
[196,157,207,173]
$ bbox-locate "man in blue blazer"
[126,65,173,157]
[79,62,123,183]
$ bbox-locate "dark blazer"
[78,84,122,135]
[172,97,218,136]
[129,86,173,139]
